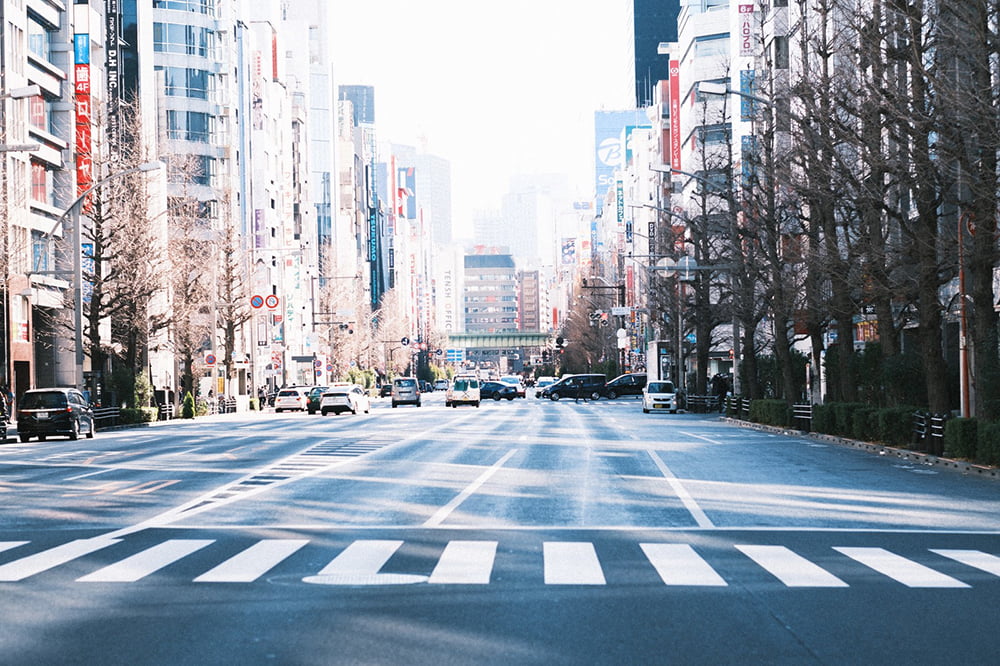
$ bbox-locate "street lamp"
[51,161,163,390]
[697,81,774,108]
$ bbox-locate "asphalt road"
[1,391,998,664]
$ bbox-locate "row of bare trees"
[661,0,999,416]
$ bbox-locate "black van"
[539,374,607,401]
[16,387,95,442]
[602,373,647,399]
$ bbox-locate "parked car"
[433,379,450,391]
[16,387,95,442]
[446,375,481,407]
[379,384,393,398]
[603,373,647,399]
[274,387,309,412]
[539,374,607,401]
[499,375,526,398]
[320,384,371,415]
[643,380,679,413]
[534,376,557,397]
[481,381,516,401]
[391,377,421,408]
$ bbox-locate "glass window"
[30,162,47,203]
[27,18,50,60]
[28,95,46,132]
[153,23,210,56]
[158,66,209,100]
[154,0,215,13]
[694,34,729,58]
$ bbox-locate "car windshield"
[647,382,675,393]
[20,391,67,409]
[277,390,299,397]
[395,379,416,388]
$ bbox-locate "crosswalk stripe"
[640,543,728,586]
[428,540,497,584]
[834,547,970,588]
[78,539,214,583]
[0,538,121,582]
[544,542,606,585]
[194,539,309,583]
[304,540,427,585]
[0,541,28,555]
[736,545,848,587]
[930,549,1000,577]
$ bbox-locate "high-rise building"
[463,252,518,334]
[633,0,681,108]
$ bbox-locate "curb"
[722,417,1000,481]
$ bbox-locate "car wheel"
[69,419,80,441]
[506,396,514,401]
[607,390,618,400]
[493,393,501,401]
[19,433,29,443]
[590,391,601,401]
[86,420,95,438]
[417,401,421,407]
[475,401,480,407]
[351,404,358,415]
[276,408,283,413]
[38,435,46,441]
[392,402,397,408]
[321,409,328,416]
[550,392,561,401]
[643,407,650,414]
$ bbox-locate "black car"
[539,374,607,401]
[602,373,647,399]
[306,386,330,414]
[480,381,517,401]
[16,387,95,442]
[379,384,393,398]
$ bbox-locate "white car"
[642,380,678,413]
[433,379,450,391]
[534,376,556,398]
[320,384,371,415]
[446,375,480,407]
[499,375,526,398]
[274,387,309,412]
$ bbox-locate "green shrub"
[876,407,920,447]
[811,404,833,435]
[851,407,878,441]
[182,392,196,419]
[976,422,1000,466]
[117,407,157,424]
[748,399,791,426]
[832,402,868,437]
[944,417,978,459]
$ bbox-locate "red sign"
[264,295,279,309]
[669,60,681,171]
[250,295,264,309]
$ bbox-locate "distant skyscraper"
[633,0,681,107]
[338,85,376,126]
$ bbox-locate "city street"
[1,393,998,664]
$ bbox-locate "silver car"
[391,377,421,408]
[642,381,678,413]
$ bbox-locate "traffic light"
[542,349,551,363]
[555,336,565,349]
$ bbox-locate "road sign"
[250,295,264,309]
[264,295,280,309]
[401,336,410,346]
[205,353,216,366]
[313,359,322,368]
[435,348,443,358]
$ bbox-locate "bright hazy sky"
[328,1,635,231]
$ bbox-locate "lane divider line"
[647,449,715,529]
[423,449,518,527]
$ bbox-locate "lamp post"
[49,161,162,390]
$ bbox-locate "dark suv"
[602,373,647,399]
[16,388,95,442]
[539,374,607,401]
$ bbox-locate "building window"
[28,95,46,132]
[157,66,209,100]
[167,110,211,142]
[694,34,729,59]
[27,17,50,61]
[153,23,211,56]
[773,36,789,69]
[153,0,215,13]
[30,161,48,204]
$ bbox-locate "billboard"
[397,166,416,219]
[594,110,647,212]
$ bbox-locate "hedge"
[119,407,158,424]
[977,422,1000,466]
[748,399,791,427]
[944,418,978,459]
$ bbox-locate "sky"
[328,1,635,230]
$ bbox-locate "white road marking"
[78,539,213,583]
[834,547,970,588]
[0,541,29,555]
[194,539,309,583]
[67,468,115,481]
[428,540,497,584]
[640,543,728,586]
[303,540,426,585]
[646,450,714,528]
[930,549,1000,577]
[736,545,848,587]
[543,542,606,585]
[0,538,121,581]
[423,449,518,527]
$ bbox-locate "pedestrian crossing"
[0,537,997,589]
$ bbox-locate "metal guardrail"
[92,406,120,427]
[911,411,947,455]
[792,403,812,430]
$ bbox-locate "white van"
[446,375,481,408]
